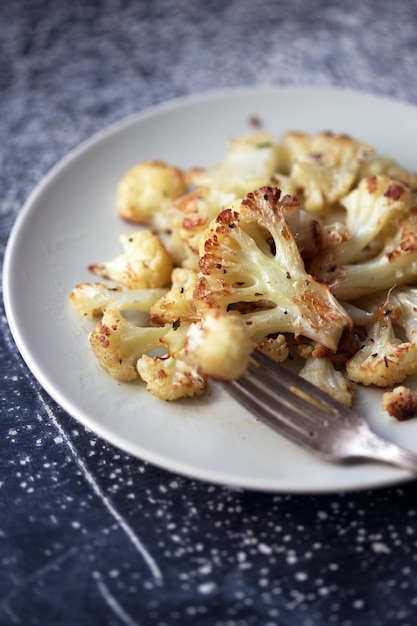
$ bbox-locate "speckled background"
[2,1,417,625]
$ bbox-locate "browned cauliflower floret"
[89,308,169,381]
[256,334,289,363]
[136,322,207,401]
[346,309,417,387]
[156,186,236,270]
[390,286,417,343]
[194,186,352,350]
[358,155,417,192]
[69,282,167,319]
[183,309,254,380]
[283,131,374,211]
[149,268,199,325]
[89,230,173,289]
[326,211,417,300]
[299,356,353,407]
[117,160,187,224]
[382,386,417,421]
[335,175,412,265]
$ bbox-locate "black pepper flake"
[173,319,181,330]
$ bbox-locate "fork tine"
[226,375,322,450]
[251,350,362,423]
[246,360,333,426]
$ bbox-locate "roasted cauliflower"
[299,356,353,407]
[346,304,417,387]
[70,128,417,420]
[283,131,374,211]
[382,386,417,421]
[183,309,254,380]
[89,230,173,289]
[194,186,352,350]
[188,131,284,197]
[89,308,170,382]
[136,322,207,401]
[69,282,166,319]
[117,160,187,224]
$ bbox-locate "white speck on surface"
[371,542,391,554]
[258,543,272,555]
[198,581,216,594]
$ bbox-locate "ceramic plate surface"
[4,86,417,492]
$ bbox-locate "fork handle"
[360,433,417,473]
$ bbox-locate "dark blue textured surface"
[2,1,417,624]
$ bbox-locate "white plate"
[4,86,417,493]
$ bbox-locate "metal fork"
[224,350,417,473]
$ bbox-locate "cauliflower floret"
[89,308,170,381]
[358,155,417,192]
[149,268,199,325]
[117,160,187,224]
[194,186,352,350]
[326,211,417,300]
[283,131,374,211]
[183,309,254,380]
[137,322,207,400]
[298,356,353,407]
[256,334,289,363]
[346,309,417,387]
[335,175,412,265]
[69,282,167,319]
[390,286,417,343]
[89,230,173,289]
[382,386,417,421]
[188,132,283,197]
[155,186,236,270]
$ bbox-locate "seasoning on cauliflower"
[183,309,254,380]
[137,322,207,401]
[149,268,199,325]
[335,175,412,265]
[326,211,417,300]
[346,303,417,387]
[283,131,374,211]
[88,230,173,289]
[156,186,236,270]
[69,282,167,319]
[117,160,187,224]
[89,308,169,381]
[194,186,352,350]
[382,386,417,421]
[298,356,353,407]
